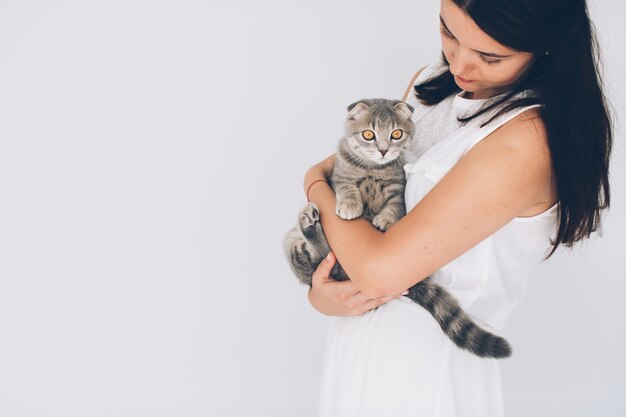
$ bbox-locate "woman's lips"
[456,75,474,83]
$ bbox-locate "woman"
[303,0,613,416]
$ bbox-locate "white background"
[0,0,624,416]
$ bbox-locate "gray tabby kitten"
[283,98,511,359]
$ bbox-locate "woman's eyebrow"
[439,15,513,58]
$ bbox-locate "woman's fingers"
[308,252,359,316]
[353,295,398,315]
[309,251,409,316]
[311,251,337,287]
[344,291,407,316]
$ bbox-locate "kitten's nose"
[380,150,387,157]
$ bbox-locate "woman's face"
[439,0,535,99]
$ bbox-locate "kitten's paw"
[372,213,397,231]
[299,203,320,230]
[336,199,363,220]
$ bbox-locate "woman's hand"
[307,251,408,316]
[303,154,336,196]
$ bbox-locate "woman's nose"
[449,47,474,76]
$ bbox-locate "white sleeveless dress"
[317,62,559,417]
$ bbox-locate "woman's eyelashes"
[439,27,502,66]
[478,55,501,66]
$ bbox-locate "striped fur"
[408,278,511,358]
[283,98,512,359]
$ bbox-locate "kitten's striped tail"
[408,278,512,359]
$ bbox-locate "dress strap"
[463,104,543,157]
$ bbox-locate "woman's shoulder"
[482,87,547,150]
[499,106,547,151]
[477,106,556,213]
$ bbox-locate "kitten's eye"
[362,130,375,141]
[391,129,403,140]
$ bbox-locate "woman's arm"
[305,108,551,299]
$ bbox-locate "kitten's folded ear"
[393,101,414,120]
[347,100,370,120]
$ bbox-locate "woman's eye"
[440,25,502,66]
[391,129,403,140]
[479,55,501,66]
[362,130,375,140]
[439,27,455,40]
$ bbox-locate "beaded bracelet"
[306,179,328,202]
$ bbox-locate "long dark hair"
[413,0,614,259]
